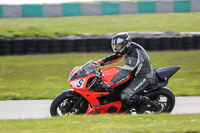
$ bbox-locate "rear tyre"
[50,93,88,116]
[145,87,175,113]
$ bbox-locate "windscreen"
[70,61,96,80]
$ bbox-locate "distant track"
[0,96,200,120]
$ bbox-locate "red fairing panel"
[102,66,122,82]
[102,66,132,88]
[85,101,122,115]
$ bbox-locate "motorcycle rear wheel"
[50,94,88,116]
[144,87,175,114]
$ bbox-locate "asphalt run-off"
[0,96,200,120]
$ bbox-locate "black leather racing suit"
[100,42,154,105]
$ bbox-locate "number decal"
[77,79,84,88]
[70,79,85,88]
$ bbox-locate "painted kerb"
[138,1,156,13]
[44,4,62,17]
[22,5,43,17]
[119,2,138,14]
[0,5,2,18]
[82,3,101,15]
[174,0,191,12]
[0,0,200,18]
[101,2,120,15]
[62,3,81,16]
[156,1,174,13]
[191,0,200,12]
[3,5,22,18]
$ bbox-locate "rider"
[94,32,155,113]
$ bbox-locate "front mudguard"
[61,89,80,97]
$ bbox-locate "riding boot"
[135,104,146,114]
[129,95,152,114]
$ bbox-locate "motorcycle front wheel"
[50,93,88,116]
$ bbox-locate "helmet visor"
[115,43,123,51]
[112,41,125,53]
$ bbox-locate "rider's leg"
[120,78,151,114]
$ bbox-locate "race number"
[70,79,85,88]
[77,79,84,88]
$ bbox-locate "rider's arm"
[98,53,122,66]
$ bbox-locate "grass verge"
[0,50,200,100]
[0,114,199,133]
[0,12,200,37]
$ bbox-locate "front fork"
[68,96,83,113]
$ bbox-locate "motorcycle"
[50,60,180,116]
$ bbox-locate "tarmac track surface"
[0,96,200,120]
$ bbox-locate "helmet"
[111,32,132,55]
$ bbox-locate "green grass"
[0,12,200,37]
[0,50,200,100]
[0,114,199,133]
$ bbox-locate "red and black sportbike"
[50,60,180,116]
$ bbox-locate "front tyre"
[50,93,88,116]
[145,87,175,113]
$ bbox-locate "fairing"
[68,61,130,114]
[69,61,97,81]
[102,66,132,88]
[155,66,181,81]
[102,66,122,82]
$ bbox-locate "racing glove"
[92,60,104,68]
[97,59,104,66]
[105,81,115,88]
[100,81,115,92]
